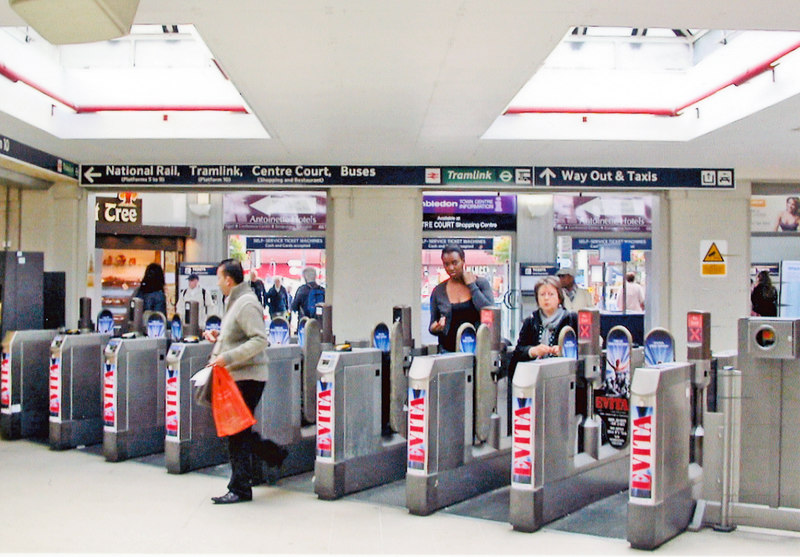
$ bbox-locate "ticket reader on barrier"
[102,317,168,462]
[314,347,407,500]
[1,329,57,439]
[252,343,317,479]
[164,341,226,474]
[49,331,111,450]
[627,362,696,549]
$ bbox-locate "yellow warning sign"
[703,242,725,262]
[702,263,726,275]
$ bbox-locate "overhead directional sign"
[79,165,534,187]
[534,166,734,189]
[0,133,78,179]
[78,163,736,189]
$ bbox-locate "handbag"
[191,366,213,408]
[211,365,257,437]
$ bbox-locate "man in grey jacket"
[204,259,287,504]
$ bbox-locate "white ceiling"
[2,0,800,181]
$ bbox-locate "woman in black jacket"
[510,275,577,378]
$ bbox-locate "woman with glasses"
[510,275,577,374]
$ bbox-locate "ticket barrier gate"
[693,317,800,533]
[405,352,510,515]
[509,357,631,532]
[1,329,57,439]
[405,307,509,516]
[314,348,407,500]
[48,331,112,449]
[252,344,317,479]
[102,335,168,461]
[627,362,698,549]
[164,341,227,474]
[509,314,641,533]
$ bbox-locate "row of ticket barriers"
[1,296,799,550]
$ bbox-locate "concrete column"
[328,187,422,343]
[18,182,87,328]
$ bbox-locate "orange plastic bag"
[211,365,257,437]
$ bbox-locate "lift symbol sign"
[316,380,334,460]
[511,396,534,488]
[407,388,427,473]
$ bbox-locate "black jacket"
[509,310,577,378]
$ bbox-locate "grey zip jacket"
[211,281,270,381]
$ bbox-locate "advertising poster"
[0,352,10,410]
[165,366,179,438]
[511,396,534,488]
[630,405,655,502]
[103,359,117,429]
[751,195,800,232]
[407,388,427,473]
[373,323,390,352]
[268,319,291,345]
[223,191,326,231]
[644,328,675,367]
[559,327,578,360]
[423,194,517,232]
[596,327,632,448]
[316,380,334,460]
[553,195,652,232]
[48,352,62,420]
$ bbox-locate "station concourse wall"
[665,184,751,355]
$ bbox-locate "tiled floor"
[1,439,799,555]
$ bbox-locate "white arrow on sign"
[539,167,556,186]
[83,166,101,183]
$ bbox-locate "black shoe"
[211,491,252,504]
[272,446,289,468]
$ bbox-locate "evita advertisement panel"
[223,192,326,231]
[423,194,517,231]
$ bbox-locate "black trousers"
[227,380,283,498]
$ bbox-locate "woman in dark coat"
[510,275,577,378]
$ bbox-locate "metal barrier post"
[715,365,739,532]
